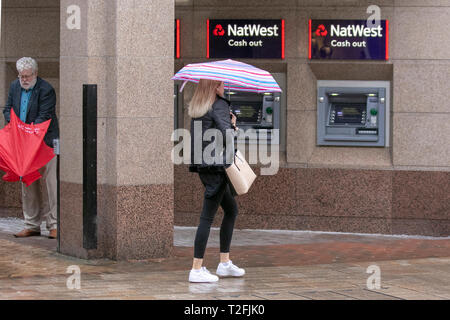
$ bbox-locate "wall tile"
[393,113,450,167]
[392,7,450,60]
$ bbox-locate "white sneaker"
[189,267,219,283]
[216,261,245,277]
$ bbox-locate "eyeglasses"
[18,73,35,80]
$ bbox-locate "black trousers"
[194,172,238,259]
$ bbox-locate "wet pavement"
[0,218,449,300]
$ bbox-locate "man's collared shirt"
[20,86,34,123]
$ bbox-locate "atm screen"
[231,102,262,124]
[333,104,365,124]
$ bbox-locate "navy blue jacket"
[3,77,59,148]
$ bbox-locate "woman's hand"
[230,112,238,130]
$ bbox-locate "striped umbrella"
[172,59,281,93]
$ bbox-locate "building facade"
[0,0,449,261]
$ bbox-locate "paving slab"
[0,218,449,300]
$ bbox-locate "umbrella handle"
[180,81,188,92]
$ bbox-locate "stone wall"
[173,0,450,236]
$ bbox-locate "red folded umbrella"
[0,109,55,186]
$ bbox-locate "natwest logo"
[315,24,327,37]
[330,24,383,37]
[309,19,388,60]
[213,24,225,36]
[228,24,279,37]
[208,19,285,59]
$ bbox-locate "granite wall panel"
[175,165,449,236]
[59,182,174,260]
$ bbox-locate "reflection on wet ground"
[0,218,449,299]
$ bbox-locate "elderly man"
[3,57,59,239]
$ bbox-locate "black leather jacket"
[189,95,237,173]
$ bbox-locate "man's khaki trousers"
[21,156,57,231]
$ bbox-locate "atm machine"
[317,80,390,147]
[229,92,280,141]
[229,72,286,151]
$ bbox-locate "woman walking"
[188,79,245,283]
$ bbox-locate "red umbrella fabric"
[0,109,55,186]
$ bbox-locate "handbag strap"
[234,152,242,171]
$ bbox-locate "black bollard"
[82,84,97,250]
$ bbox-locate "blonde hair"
[188,79,222,118]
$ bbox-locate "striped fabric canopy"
[172,59,282,93]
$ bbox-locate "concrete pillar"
[59,0,174,260]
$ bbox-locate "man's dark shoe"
[14,229,41,238]
[48,229,57,239]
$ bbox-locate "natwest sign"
[208,19,285,59]
[227,24,280,37]
[330,24,383,37]
[309,20,389,60]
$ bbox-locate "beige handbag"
[225,150,256,195]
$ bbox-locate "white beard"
[20,77,37,90]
